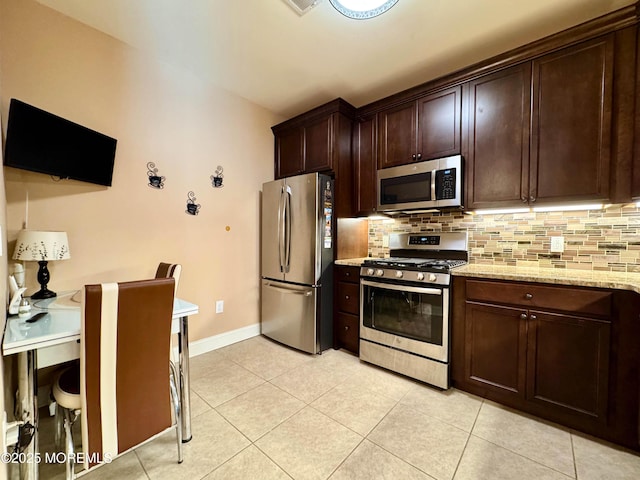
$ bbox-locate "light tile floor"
[20,336,640,479]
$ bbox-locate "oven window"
[362,283,443,345]
[380,172,432,205]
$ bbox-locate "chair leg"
[63,408,76,480]
[169,361,183,464]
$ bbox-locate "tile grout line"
[450,397,486,479]
[570,430,579,479]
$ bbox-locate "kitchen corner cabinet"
[334,265,360,354]
[465,35,615,209]
[378,86,461,169]
[452,276,640,450]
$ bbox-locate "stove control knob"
[395,271,403,278]
[416,272,425,281]
[367,268,375,276]
[376,269,384,277]
[429,274,437,282]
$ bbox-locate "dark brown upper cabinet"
[465,63,532,209]
[530,36,613,205]
[272,98,355,180]
[275,127,304,178]
[353,115,378,216]
[378,86,461,169]
[466,35,615,209]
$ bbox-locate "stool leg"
[54,404,64,451]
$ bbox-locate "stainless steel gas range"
[359,232,468,389]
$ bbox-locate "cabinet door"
[464,302,527,398]
[416,86,461,160]
[354,116,378,215]
[275,128,303,179]
[531,35,614,204]
[466,64,531,209]
[304,115,333,173]
[378,101,416,168]
[335,312,360,354]
[526,311,610,423]
[336,282,359,315]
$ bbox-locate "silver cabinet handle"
[529,314,537,320]
[520,313,528,320]
[525,293,533,300]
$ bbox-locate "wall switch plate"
[382,235,389,248]
[550,236,565,253]
[215,300,224,313]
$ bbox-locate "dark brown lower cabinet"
[452,276,640,451]
[334,265,360,354]
[464,303,527,397]
[526,312,610,422]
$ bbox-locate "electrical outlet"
[382,235,389,248]
[215,300,224,314]
[550,236,565,253]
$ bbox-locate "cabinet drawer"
[466,279,612,317]
[337,282,360,315]
[335,312,359,354]
[336,265,360,284]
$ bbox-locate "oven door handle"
[360,279,443,296]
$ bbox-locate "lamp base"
[33,261,56,299]
[31,288,56,300]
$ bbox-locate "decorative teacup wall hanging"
[147,162,165,188]
[185,191,201,215]
[210,165,224,188]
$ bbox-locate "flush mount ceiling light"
[329,0,399,19]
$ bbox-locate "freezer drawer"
[261,279,318,354]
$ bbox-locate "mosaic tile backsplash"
[368,204,640,273]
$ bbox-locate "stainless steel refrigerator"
[261,172,334,354]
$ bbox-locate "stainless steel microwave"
[377,155,463,212]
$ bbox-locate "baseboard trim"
[177,323,261,358]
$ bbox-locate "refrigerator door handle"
[264,282,313,296]
[278,186,286,272]
[283,185,292,273]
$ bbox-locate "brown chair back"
[155,262,181,295]
[80,277,175,468]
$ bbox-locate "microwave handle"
[431,169,437,201]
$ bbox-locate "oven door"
[360,279,449,362]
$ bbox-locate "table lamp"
[12,230,71,299]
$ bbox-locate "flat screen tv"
[3,99,117,186]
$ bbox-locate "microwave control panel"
[435,168,456,200]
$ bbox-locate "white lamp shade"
[13,230,71,261]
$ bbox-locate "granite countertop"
[335,258,371,267]
[453,264,640,294]
[335,258,640,293]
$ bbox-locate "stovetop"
[360,232,468,285]
[362,257,467,272]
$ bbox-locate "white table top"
[3,291,199,356]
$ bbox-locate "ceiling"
[36,0,634,118]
